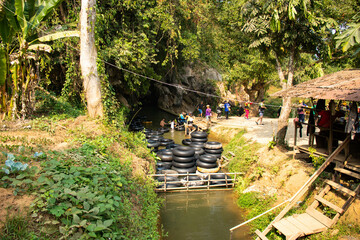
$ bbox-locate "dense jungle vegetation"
[0,0,359,239]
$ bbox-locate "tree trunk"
[275,48,295,143]
[80,0,103,118]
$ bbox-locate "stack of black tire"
[189,142,205,159]
[171,146,197,173]
[160,138,174,148]
[156,149,173,171]
[196,154,218,170]
[204,141,223,160]
[191,131,208,143]
[156,170,181,188]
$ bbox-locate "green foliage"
[31,157,160,239]
[0,213,37,240]
[224,130,261,173]
[2,154,28,174]
[309,147,326,168]
[237,192,277,231]
[34,90,84,119]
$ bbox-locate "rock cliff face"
[154,64,222,115]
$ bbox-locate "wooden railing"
[150,172,243,192]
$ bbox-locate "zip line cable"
[1,3,306,110]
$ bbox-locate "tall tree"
[80,0,103,118]
[239,0,336,143]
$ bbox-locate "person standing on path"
[205,105,212,127]
[297,100,307,123]
[244,101,252,119]
[255,100,266,125]
[197,101,204,117]
[224,100,231,119]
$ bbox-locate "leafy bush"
[2,155,28,174]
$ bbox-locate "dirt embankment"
[209,116,360,238]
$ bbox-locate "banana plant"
[0,0,79,119]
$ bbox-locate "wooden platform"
[296,145,360,169]
[273,213,327,239]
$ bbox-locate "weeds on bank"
[0,115,160,239]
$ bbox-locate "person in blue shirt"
[224,100,231,119]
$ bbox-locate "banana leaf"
[0,48,7,86]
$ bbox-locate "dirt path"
[209,116,308,146]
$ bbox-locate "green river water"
[138,106,251,239]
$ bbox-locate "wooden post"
[164,173,167,192]
[207,174,210,190]
[294,121,298,147]
[186,172,189,192]
[233,173,236,188]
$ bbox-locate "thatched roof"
[272,69,360,101]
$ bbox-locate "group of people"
[196,101,213,121]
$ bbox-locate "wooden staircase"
[255,136,360,240]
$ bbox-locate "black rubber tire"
[189,142,204,148]
[182,139,192,145]
[167,143,181,149]
[156,176,178,182]
[147,142,160,148]
[210,173,229,180]
[156,183,181,188]
[191,131,208,138]
[160,140,174,146]
[147,139,158,143]
[196,160,218,168]
[182,175,202,181]
[210,181,227,185]
[204,141,223,150]
[172,146,195,157]
[157,154,173,162]
[175,126,185,131]
[191,137,208,143]
[157,149,173,155]
[199,154,217,163]
[172,155,196,163]
[194,148,205,155]
[171,165,197,173]
[149,136,163,141]
[156,161,172,168]
[158,127,170,133]
[172,161,195,168]
[204,148,223,154]
[205,153,222,159]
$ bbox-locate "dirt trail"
[209,116,308,146]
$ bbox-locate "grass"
[0,213,36,240]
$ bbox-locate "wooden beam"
[334,167,360,179]
[324,180,356,197]
[255,230,269,240]
[306,208,333,228]
[315,195,344,214]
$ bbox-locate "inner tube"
[182,139,192,146]
[204,148,223,154]
[191,131,208,138]
[171,165,197,173]
[204,141,223,150]
[210,173,229,180]
[160,139,175,146]
[157,154,173,162]
[167,143,181,149]
[204,153,222,159]
[172,161,196,168]
[197,166,220,173]
[196,160,218,168]
[156,183,182,188]
[172,155,196,163]
[157,169,179,176]
[194,148,205,155]
[147,142,160,148]
[172,146,195,157]
[156,176,178,182]
[199,154,217,163]
[157,149,173,155]
[158,127,170,133]
[191,137,208,143]
[175,125,185,131]
[189,142,204,148]
[182,175,202,181]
